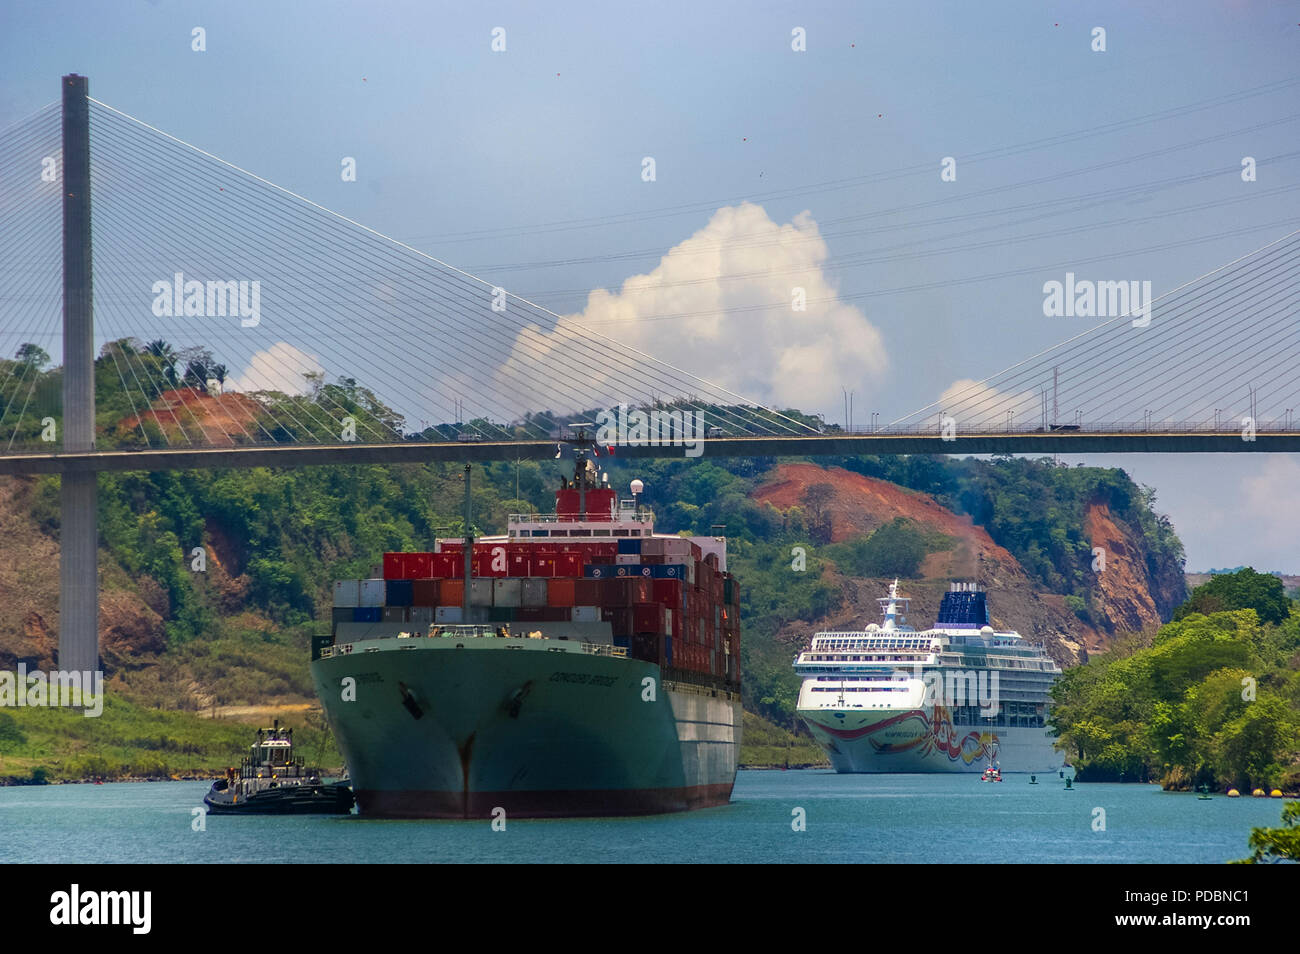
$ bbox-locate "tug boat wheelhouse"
[794,581,1064,773]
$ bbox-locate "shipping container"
[556,552,583,577]
[386,579,414,607]
[470,579,494,607]
[333,580,360,608]
[382,606,406,623]
[574,579,602,604]
[508,551,530,576]
[407,552,433,579]
[409,606,434,625]
[548,579,575,606]
[488,606,516,622]
[521,578,549,607]
[572,605,600,622]
[331,607,352,623]
[435,606,463,623]
[615,553,640,566]
[633,603,665,634]
[641,537,665,557]
[438,580,464,607]
[430,553,461,579]
[617,538,642,554]
[353,606,382,623]
[650,563,688,580]
[584,564,614,579]
[533,555,557,577]
[382,552,407,580]
[412,578,440,606]
[493,578,522,607]
[359,580,386,607]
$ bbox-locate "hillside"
[0,439,1188,779]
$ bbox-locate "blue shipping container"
[386,579,414,606]
[650,564,688,579]
[353,607,382,622]
[617,538,642,554]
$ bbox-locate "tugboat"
[203,721,355,815]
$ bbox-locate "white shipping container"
[359,579,386,606]
[435,606,463,623]
[572,605,601,622]
[641,538,666,556]
[494,578,522,607]
[662,538,692,558]
[470,579,494,607]
[333,580,360,608]
[616,554,640,566]
[521,578,549,607]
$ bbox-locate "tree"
[14,342,50,369]
[801,482,835,543]
[1174,567,1290,626]
[1236,801,1300,864]
[144,339,178,386]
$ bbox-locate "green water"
[0,770,1286,863]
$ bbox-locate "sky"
[1,0,1297,571]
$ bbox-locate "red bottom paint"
[356,782,735,819]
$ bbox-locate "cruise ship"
[310,457,741,818]
[794,581,1064,773]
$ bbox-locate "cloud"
[494,202,887,412]
[229,341,324,395]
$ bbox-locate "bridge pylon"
[58,73,98,674]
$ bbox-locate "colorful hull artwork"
[800,704,1063,774]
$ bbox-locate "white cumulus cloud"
[230,341,325,396]
[494,202,886,413]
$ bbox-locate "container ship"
[794,581,1064,773]
[310,458,742,818]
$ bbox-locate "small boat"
[980,762,1003,783]
[203,720,354,815]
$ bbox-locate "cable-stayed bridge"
[2,76,1298,670]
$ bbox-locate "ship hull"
[799,704,1064,774]
[312,637,741,818]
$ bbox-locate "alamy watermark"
[1042,272,1153,328]
[151,272,261,327]
[595,404,705,458]
[894,664,999,716]
[0,665,103,717]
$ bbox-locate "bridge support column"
[58,74,98,674]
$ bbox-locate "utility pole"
[59,74,97,675]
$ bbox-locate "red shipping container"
[408,552,433,579]
[533,555,556,577]
[439,581,464,606]
[383,552,407,580]
[412,579,440,606]
[575,579,602,605]
[652,579,682,608]
[557,553,583,577]
[633,603,664,634]
[548,579,575,606]
[430,553,461,578]
[508,551,530,576]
